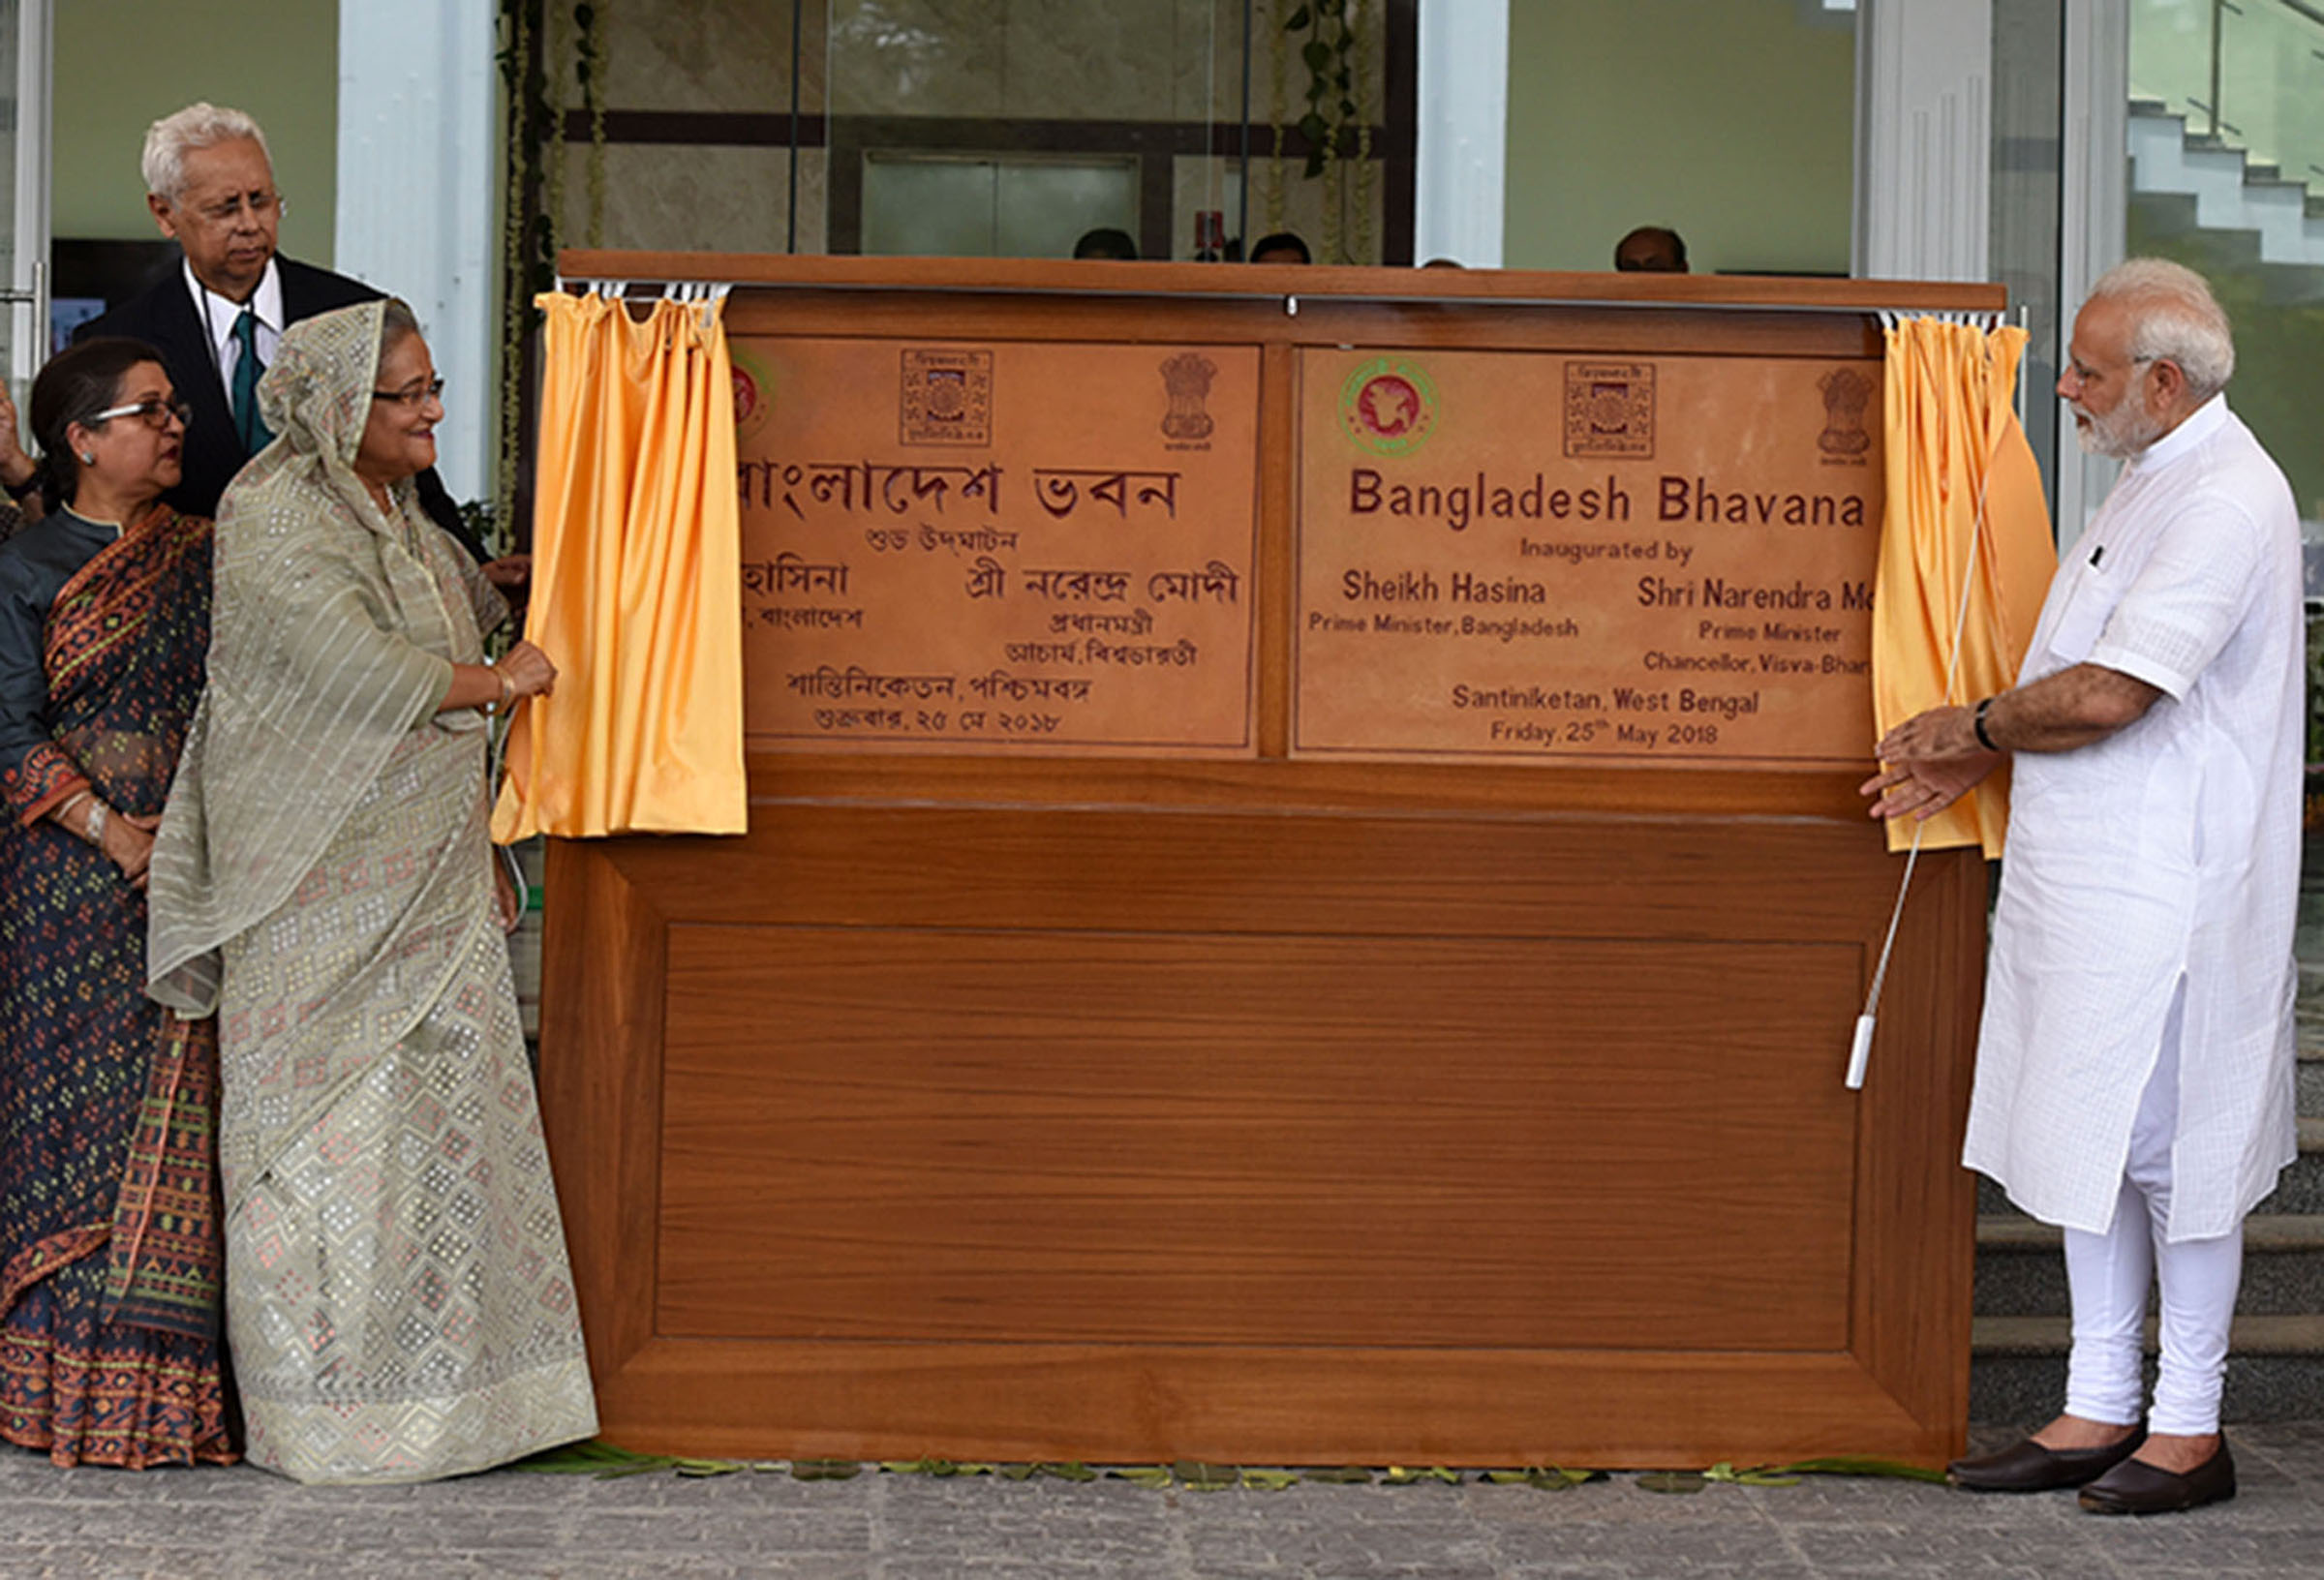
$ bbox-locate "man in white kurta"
[1867,258,2302,1516]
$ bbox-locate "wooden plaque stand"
[540,254,2002,1468]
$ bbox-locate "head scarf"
[146,300,501,1014]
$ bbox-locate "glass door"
[0,0,48,393]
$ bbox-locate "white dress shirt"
[1966,396,2304,1241]
[183,258,284,396]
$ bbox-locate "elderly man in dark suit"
[75,103,520,585]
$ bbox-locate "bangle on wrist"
[1972,695,2001,752]
[82,800,108,849]
[496,668,517,713]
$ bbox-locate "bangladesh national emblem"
[1339,356,1438,456]
[1563,362,1655,458]
[1159,352,1217,442]
[1816,367,1874,456]
[899,348,994,446]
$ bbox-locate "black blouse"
[0,507,118,781]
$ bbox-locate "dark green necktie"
[230,308,272,452]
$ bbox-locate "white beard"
[2070,396,2166,460]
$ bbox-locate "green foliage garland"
[1281,0,1380,262]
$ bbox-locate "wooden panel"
[541,807,1983,1466]
[658,928,1858,1349]
[591,1344,1934,1470]
[734,339,1263,755]
[558,250,2006,317]
[535,258,1996,1470]
[1293,348,1883,767]
[580,801,1901,939]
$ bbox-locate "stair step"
[2298,1055,2324,1113]
[1977,1117,2324,1217]
[1972,1345,2324,1424]
[1979,1213,2324,1252]
[1975,1214,2324,1316]
[1972,1315,2324,1423]
[1975,1313,2324,1354]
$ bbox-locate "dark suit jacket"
[74,256,491,564]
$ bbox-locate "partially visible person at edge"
[1071,227,1137,260]
[1613,226,1688,273]
[73,102,526,595]
[1866,258,2301,1516]
[144,300,596,1484]
[1249,230,1312,264]
[0,338,231,1468]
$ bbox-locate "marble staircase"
[1969,883,2324,1423]
[2128,100,2324,270]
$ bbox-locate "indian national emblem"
[1562,362,1654,459]
[1817,367,1873,456]
[1159,352,1217,442]
[899,348,995,446]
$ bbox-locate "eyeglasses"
[371,378,445,409]
[191,191,286,226]
[88,397,194,430]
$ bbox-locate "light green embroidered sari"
[147,301,595,1483]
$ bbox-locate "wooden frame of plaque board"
[541,253,2004,1471]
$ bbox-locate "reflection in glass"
[2126,0,2324,542]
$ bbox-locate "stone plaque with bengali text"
[733,338,1260,753]
[1295,348,1883,768]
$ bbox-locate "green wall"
[53,0,338,264]
[1503,0,1855,275]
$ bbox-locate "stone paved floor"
[7,1424,2324,1579]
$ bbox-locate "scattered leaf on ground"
[1636,1472,1707,1494]
[1382,1466,1462,1485]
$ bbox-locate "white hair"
[141,103,272,203]
[2086,257,2236,400]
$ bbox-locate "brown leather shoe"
[2077,1437,2236,1515]
[1947,1430,2144,1492]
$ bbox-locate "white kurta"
[1965,396,2303,1241]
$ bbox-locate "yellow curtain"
[1873,319,2057,856]
[491,292,746,840]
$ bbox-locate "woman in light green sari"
[146,299,596,1483]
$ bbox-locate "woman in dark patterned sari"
[0,338,230,1467]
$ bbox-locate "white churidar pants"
[2061,987,2244,1437]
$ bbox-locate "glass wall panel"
[2125,0,2324,1014]
[539,1,1404,266]
[2125,0,2324,537]
[0,0,16,372]
[1502,0,1854,275]
[821,0,1392,263]
[859,153,1141,258]
[1990,0,2064,504]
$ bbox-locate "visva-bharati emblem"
[899,348,994,447]
[1817,368,1873,456]
[1339,356,1438,457]
[1563,361,1654,459]
[1159,352,1216,441]
[729,345,776,441]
